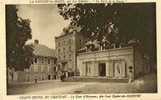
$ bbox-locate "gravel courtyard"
[7,73,157,95]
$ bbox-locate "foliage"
[6,5,34,71]
[58,3,156,62]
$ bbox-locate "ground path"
[25,82,97,94]
[7,73,157,95]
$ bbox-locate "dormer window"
[48,59,50,64]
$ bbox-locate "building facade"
[55,31,86,75]
[54,28,150,81]
[77,46,151,80]
[27,40,57,81]
[27,56,57,81]
[8,40,57,82]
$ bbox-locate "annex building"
[77,46,151,80]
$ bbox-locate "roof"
[55,26,81,39]
[33,44,55,57]
[55,32,73,39]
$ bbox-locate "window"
[89,66,91,73]
[58,42,60,46]
[69,54,71,58]
[54,58,56,64]
[58,56,61,60]
[35,58,37,63]
[48,59,50,64]
[69,39,72,44]
[80,40,82,45]
[86,65,88,75]
[54,67,56,72]
[87,64,91,73]
[41,58,44,63]
[63,48,65,52]
[58,49,61,52]
[58,49,61,55]
[69,46,71,51]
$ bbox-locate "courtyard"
[7,72,157,95]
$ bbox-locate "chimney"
[34,40,39,45]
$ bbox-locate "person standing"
[128,66,133,83]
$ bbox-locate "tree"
[116,3,156,67]
[58,4,120,42]
[58,3,156,65]
[6,5,34,71]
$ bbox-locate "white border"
[0,0,161,100]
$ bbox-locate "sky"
[17,5,70,49]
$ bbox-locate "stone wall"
[8,56,57,82]
[134,47,151,78]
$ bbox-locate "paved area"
[7,73,157,95]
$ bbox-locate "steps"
[63,76,129,83]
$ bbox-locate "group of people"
[60,71,66,81]
[60,71,74,81]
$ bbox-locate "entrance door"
[48,75,51,80]
[99,63,106,76]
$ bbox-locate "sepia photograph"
[6,3,157,95]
